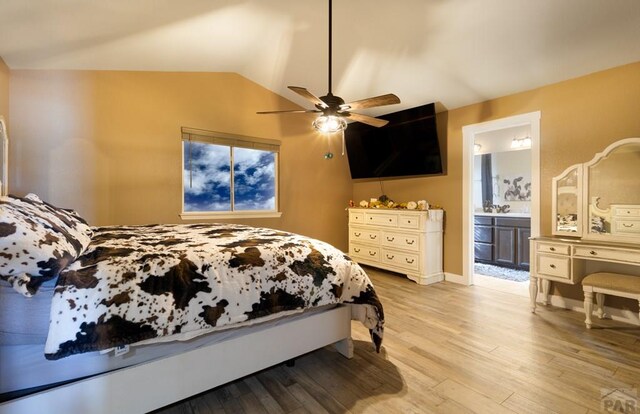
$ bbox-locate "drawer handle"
[590,250,597,255]
[623,223,635,228]
[388,219,392,222]
[354,232,361,237]
[369,234,377,240]
[386,254,394,260]
[369,251,377,256]
[354,248,361,253]
[549,247,556,252]
[550,264,556,269]
[407,220,412,224]
[386,237,395,242]
[405,258,415,264]
[405,239,415,245]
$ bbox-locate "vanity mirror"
[584,138,640,242]
[552,137,640,242]
[552,164,582,236]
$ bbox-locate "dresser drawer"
[381,231,420,252]
[350,244,380,262]
[399,215,420,229]
[613,218,640,234]
[364,213,398,227]
[350,228,380,245]
[349,210,365,224]
[574,246,640,265]
[613,207,640,217]
[382,249,420,271]
[536,255,571,279]
[536,242,570,255]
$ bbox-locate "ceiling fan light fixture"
[313,115,347,133]
[256,0,400,130]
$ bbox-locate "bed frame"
[0,305,353,414]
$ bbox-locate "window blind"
[181,127,280,153]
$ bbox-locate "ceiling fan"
[257,0,401,134]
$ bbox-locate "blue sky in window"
[233,147,276,211]
[183,141,231,211]
[183,142,275,212]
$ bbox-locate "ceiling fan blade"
[257,109,321,114]
[346,113,389,128]
[288,86,328,108]
[341,94,401,111]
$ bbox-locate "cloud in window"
[234,148,275,211]
[183,142,231,211]
[183,142,276,212]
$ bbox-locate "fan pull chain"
[324,135,334,159]
[341,130,345,156]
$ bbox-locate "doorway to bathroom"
[461,112,540,291]
[473,127,532,295]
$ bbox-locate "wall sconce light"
[511,136,531,149]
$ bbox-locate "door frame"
[461,111,541,286]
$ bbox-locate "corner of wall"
[0,57,9,123]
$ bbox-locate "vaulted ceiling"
[1,0,639,116]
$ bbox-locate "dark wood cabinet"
[517,227,531,268]
[494,226,516,266]
[473,216,493,262]
[474,215,530,270]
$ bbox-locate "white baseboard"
[540,293,640,326]
[444,272,466,285]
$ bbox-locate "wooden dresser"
[348,208,444,285]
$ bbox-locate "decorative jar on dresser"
[348,208,444,285]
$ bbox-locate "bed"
[0,188,384,413]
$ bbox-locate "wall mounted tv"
[345,102,443,179]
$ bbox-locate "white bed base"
[0,306,354,414]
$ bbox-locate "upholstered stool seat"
[582,272,640,329]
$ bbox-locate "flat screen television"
[345,103,443,179]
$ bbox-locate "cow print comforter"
[44,223,384,360]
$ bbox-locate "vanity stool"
[582,272,640,329]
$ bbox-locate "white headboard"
[0,116,7,196]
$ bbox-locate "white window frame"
[180,127,282,220]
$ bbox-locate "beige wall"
[7,62,640,303]
[9,70,353,250]
[354,61,640,281]
[0,58,8,122]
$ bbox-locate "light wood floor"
[473,273,529,297]
[155,267,640,414]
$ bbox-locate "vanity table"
[530,138,640,312]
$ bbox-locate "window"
[181,127,281,219]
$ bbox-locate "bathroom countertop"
[474,212,531,218]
